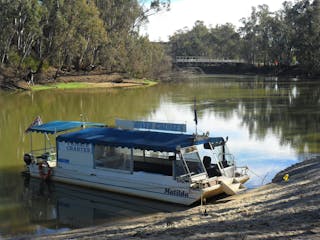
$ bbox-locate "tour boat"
[23,118,249,205]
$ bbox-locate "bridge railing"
[175,56,246,64]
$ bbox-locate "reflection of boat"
[23,119,249,205]
[23,177,185,229]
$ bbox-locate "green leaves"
[0,0,170,79]
[170,22,240,59]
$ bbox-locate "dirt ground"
[27,157,320,240]
[1,69,151,90]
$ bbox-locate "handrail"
[209,142,227,177]
[175,56,246,63]
[217,153,235,165]
[236,166,249,176]
[31,147,56,154]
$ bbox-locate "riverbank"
[0,67,157,91]
[26,157,320,240]
[26,74,157,91]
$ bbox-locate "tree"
[0,0,171,80]
[209,23,240,59]
[135,0,170,30]
[169,21,210,57]
[94,0,171,76]
[34,0,107,74]
[0,1,17,64]
[282,0,320,74]
[170,21,240,60]
[59,0,107,70]
[239,7,259,64]
[0,0,42,67]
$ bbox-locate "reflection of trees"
[1,78,319,165]
[0,169,33,236]
[168,77,320,154]
[0,88,162,168]
[238,81,320,154]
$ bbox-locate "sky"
[142,0,285,42]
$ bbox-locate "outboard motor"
[23,153,34,165]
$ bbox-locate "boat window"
[212,145,234,166]
[203,142,211,149]
[182,150,205,175]
[175,157,187,177]
[94,145,131,171]
[144,150,172,159]
[133,150,174,176]
[213,145,223,162]
[223,145,235,166]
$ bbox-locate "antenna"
[194,97,198,136]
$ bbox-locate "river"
[0,75,319,238]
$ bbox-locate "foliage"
[170,0,320,75]
[170,21,240,59]
[0,0,171,80]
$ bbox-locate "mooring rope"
[248,169,269,185]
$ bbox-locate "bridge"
[173,56,250,74]
[174,56,246,65]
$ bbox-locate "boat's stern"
[23,151,56,180]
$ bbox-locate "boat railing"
[217,153,235,165]
[176,173,191,182]
[31,148,56,162]
[236,166,249,176]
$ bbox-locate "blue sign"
[116,119,187,132]
[58,158,70,164]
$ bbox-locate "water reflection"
[11,176,186,238]
[0,76,320,237]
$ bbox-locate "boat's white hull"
[27,163,249,205]
[28,164,212,205]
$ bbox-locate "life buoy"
[38,161,52,180]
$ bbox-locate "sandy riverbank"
[25,157,320,240]
[28,73,157,91]
[0,69,157,91]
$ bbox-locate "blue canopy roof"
[26,121,106,134]
[56,127,225,152]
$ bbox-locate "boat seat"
[202,156,222,177]
[221,160,229,168]
[134,161,172,176]
[203,156,211,169]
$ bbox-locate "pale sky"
[142,0,285,41]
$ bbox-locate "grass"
[30,79,157,91]
[31,82,89,91]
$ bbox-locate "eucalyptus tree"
[169,28,192,57]
[268,6,294,65]
[35,0,107,73]
[239,4,295,66]
[0,0,42,67]
[0,0,172,80]
[239,7,259,64]
[94,0,170,74]
[209,23,240,59]
[58,0,107,71]
[93,0,140,72]
[282,0,320,74]
[0,1,16,64]
[169,21,210,57]
[170,22,240,60]
[137,0,171,30]
[255,5,273,65]
[188,21,211,56]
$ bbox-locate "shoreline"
[29,79,157,91]
[25,157,320,240]
[0,71,158,91]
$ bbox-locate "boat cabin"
[24,119,248,205]
[55,126,235,182]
